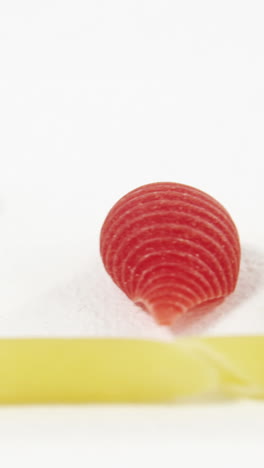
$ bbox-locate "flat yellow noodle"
[0,337,263,404]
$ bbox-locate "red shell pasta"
[100,182,241,326]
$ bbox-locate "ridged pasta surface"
[100,182,241,325]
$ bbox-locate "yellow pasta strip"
[0,337,263,404]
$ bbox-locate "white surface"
[1,2,264,339]
[1,403,264,468]
[1,0,264,465]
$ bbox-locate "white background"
[1,0,264,466]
